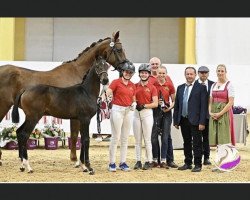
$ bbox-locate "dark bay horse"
[11,56,109,174]
[0,31,127,166]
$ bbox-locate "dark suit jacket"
[173,81,208,126]
[195,79,215,122]
[207,79,215,98]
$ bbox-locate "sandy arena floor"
[0,117,249,183]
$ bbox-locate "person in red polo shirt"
[148,57,173,85]
[132,64,158,170]
[152,65,178,169]
[148,57,178,168]
[105,61,136,172]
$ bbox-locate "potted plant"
[0,124,18,150]
[27,128,41,150]
[41,123,65,150]
[68,136,81,150]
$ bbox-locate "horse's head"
[66,31,129,75]
[94,56,109,85]
[102,31,128,72]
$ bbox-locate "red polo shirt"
[153,79,175,102]
[109,78,136,106]
[148,75,173,85]
[135,82,158,105]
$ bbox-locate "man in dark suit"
[196,66,214,165]
[173,66,208,172]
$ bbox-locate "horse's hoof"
[85,162,91,168]
[83,169,88,172]
[74,162,80,168]
[89,170,95,175]
[70,154,77,162]
[88,167,93,171]
[28,170,34,173]
[70,157,77,162]
[20,167,25,172]
[74,164,80,168]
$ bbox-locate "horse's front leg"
[70,119,80,165]
[79,119,94,175]
[84,131,93,173]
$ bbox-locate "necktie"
[182,84,191,117]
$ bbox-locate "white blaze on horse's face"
[100,71,109,85]
[95,58,109,86]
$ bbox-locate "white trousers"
[109,104,133,164]
[133,109,153,162]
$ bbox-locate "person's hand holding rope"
[136,104,145,111]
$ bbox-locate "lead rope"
[96,97,102,135]
[97,86,105,135]
[96,85,109,137]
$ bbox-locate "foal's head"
[94,56,109,85]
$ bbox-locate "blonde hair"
[158,65,167,73]
[217,64,227,72]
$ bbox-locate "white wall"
[25,18,179,63]
[25,18,54,61]
[196,18,250,65]
[0,61,249,136]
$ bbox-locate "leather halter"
[106,40,128,69]
[94,58,109,78]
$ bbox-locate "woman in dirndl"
[209,64,235,147]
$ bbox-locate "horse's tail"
[11,91,25,123]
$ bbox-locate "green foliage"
[30,128,42,139]
[0,124,18,141]
[42,124,65,138]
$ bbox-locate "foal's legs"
[17,118,39,173]
[70,119,80,163]
[79,119,94,174]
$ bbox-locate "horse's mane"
[64,37,111,63]
[81,68,90,84]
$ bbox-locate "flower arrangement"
[0,124,18,141]
[30,128,42,139]
[41,123,65,138]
